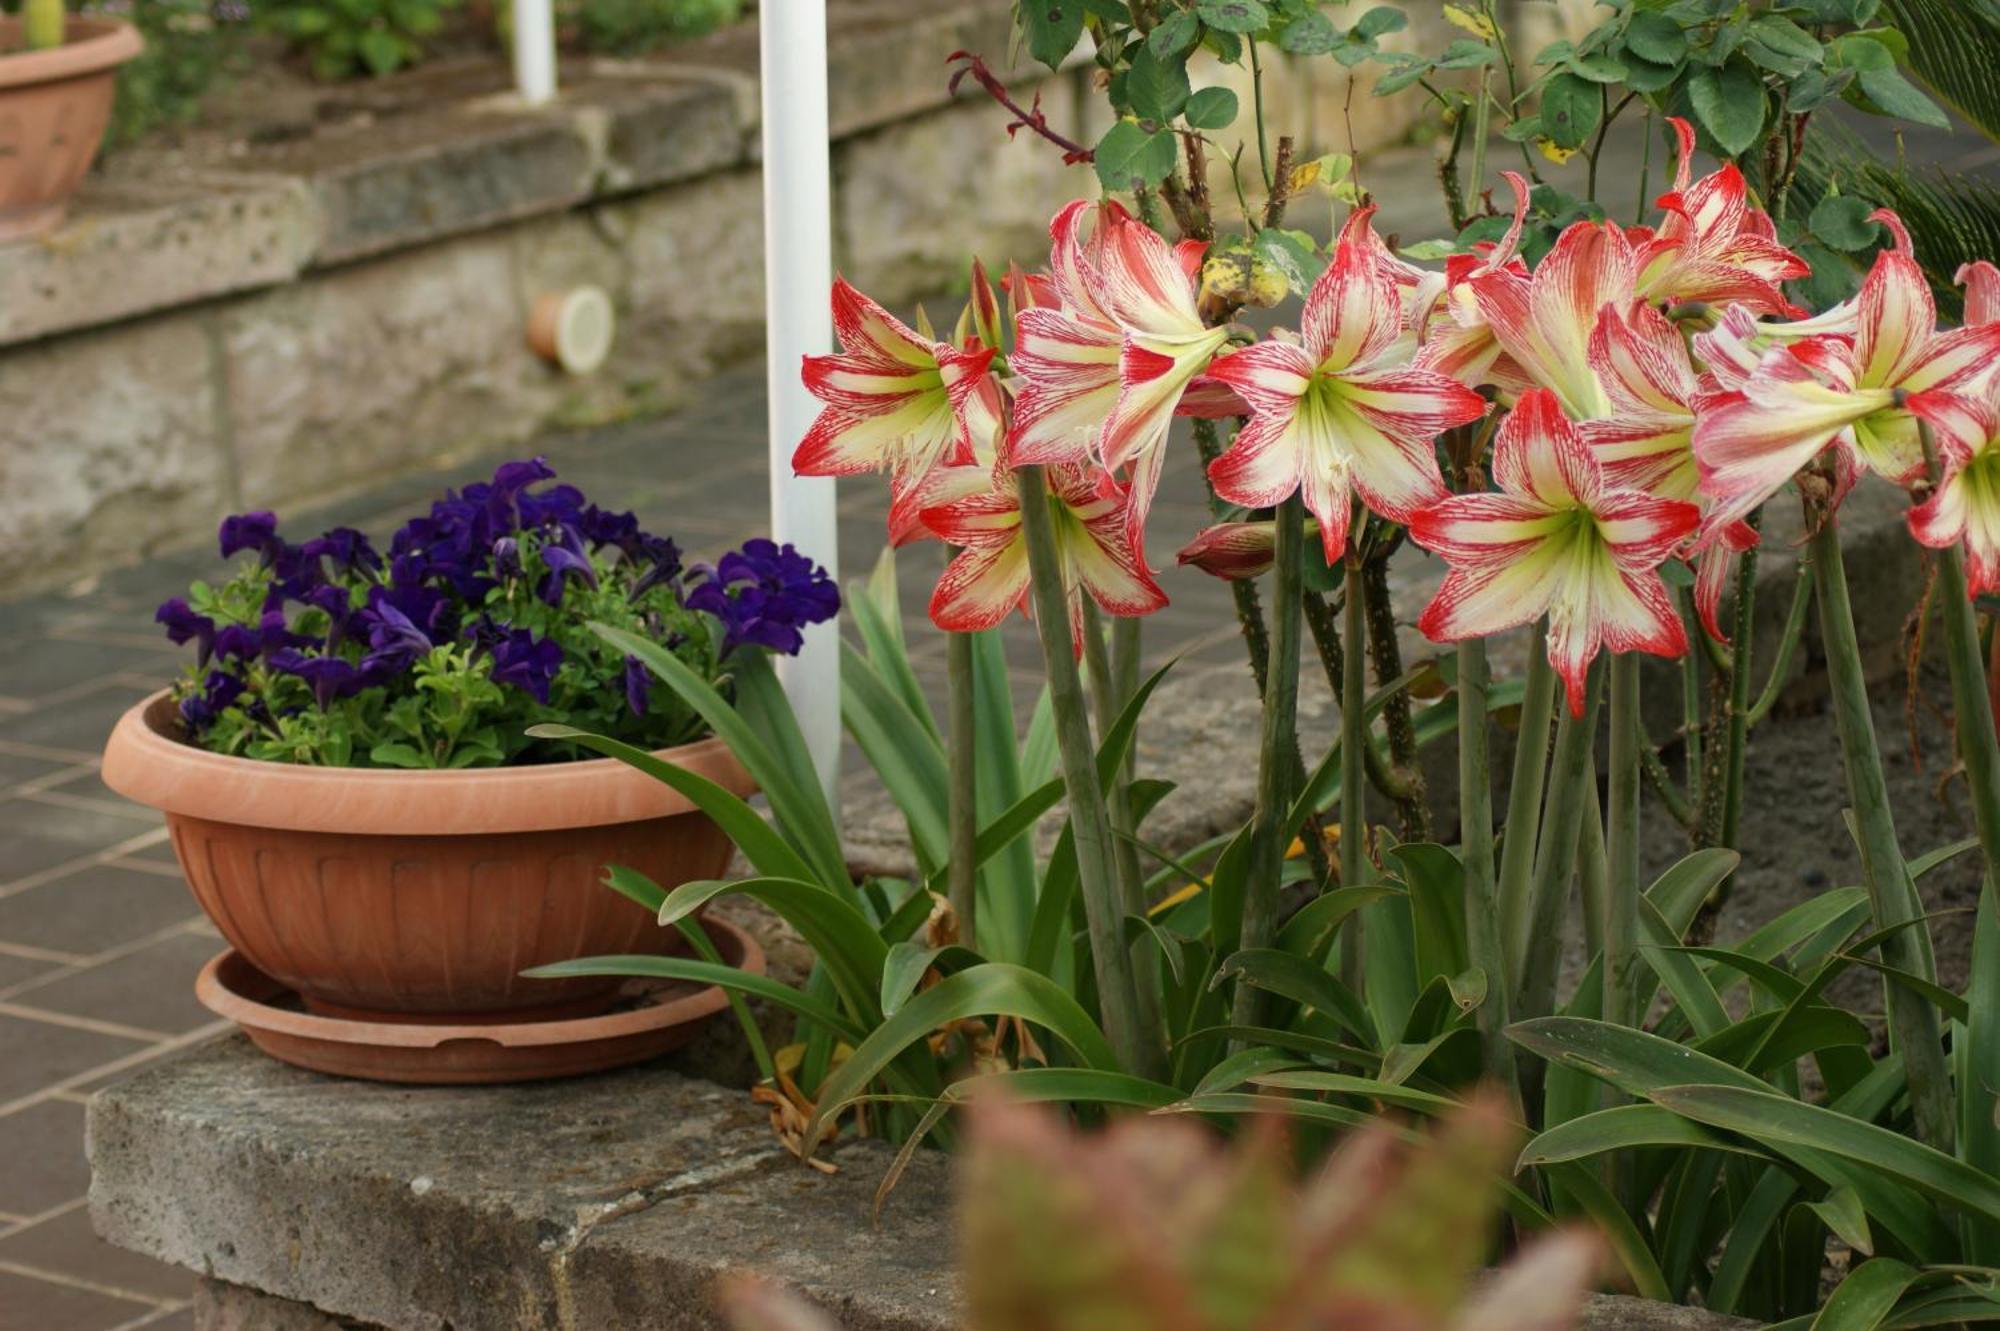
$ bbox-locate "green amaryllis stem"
[1458,635,1518,1095]
[1747,559,1814,727]
[1233,494,1305,1032]
[1517,660,1602,1025]
[1677,587,1703,801]
[1921,424,2000,1249]
[1499,623,1559,983]
[1339,544,1370,986]
[1604,652,1643,1030]
[1809,512,1953,1151]
[1083,603,1165,1050]
[1720,511,1762,850]
[22,0,62,50]
[945,630,978,950]
[1013,465,1163,1080]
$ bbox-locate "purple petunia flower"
[519,484,586,532]
[218,511,282,563]
[629,534,683,599]
[683,539,839,656]
[486,627,564,704]
[622,654,650,717]
[536,526,598,606]
[299,527,382,576]
[178,670,246,733]
[356,588,433,675]
[268,649,375,710]
[156,598,218,666]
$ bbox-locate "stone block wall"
[0,1,1444,596]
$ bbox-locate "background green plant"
[104,0,250,148]
[265,0,460,80]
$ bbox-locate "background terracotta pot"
[0,17,143,242]
[102,693,756,1022]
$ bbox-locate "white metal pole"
[761,0,842,810]
[512,0,557,105]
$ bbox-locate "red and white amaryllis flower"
[1416,170,1534,396]
[1412,390,1698,715]
[1467,218,1639,419]
[1629,118,1809,318]
[1010,200,1127,469]
[1093,214,1232,529]
[1693,212,2000,532]
[1203,206,1484,562]
[1010,201,1246,476]
[923,463,1166,653]
[1909,398,2000,595]
[795,278,1003,542]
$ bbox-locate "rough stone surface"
[0,173,319,346]
[0,317,235,586]
[221,233,549,508]
[92,1038,1753,1331]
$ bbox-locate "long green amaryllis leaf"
[523,723,819,885]
[1649,1083,2000,1229]
[801,963,1123,1155]
[654,876,890,1028]
[583,623,848,888]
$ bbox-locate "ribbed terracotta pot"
[102,692,755,1023]
[0,17,143,242]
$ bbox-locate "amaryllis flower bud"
[1177,522,1278,581]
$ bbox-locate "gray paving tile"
[0,1015,150,1103]
[0,1267,154,1331]
[0,752,71,790]
[0,1100,88,1217]
[0,832,104,889]
[0,685,154,759]
[11,935,216,1038]
[0,640,176,707]
[0,867,201,957]
[1,799,159,850]
[0,953,62,993]
[0,1207,192,1302]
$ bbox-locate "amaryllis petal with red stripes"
[796,278,1000,525]
[923,463,1165,653]
[1632,118,1807,317]
[1205,207,1481,562]
[1910,398,2000,597]
[1469,218,1638,419]
[1580,302,1702,500]
[1693,216,2000,531]
[1412,389,1697,715]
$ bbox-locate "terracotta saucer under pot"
[196,917,765,1085]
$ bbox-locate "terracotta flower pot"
[102,692,755,1022]
[0,17,143,243]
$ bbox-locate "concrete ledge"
[89,1037,1754,1331]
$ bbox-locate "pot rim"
[102,689,756,836]
[0,18,143,89]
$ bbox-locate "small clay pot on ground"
[0,17,143,242]
[103,692,755,1023]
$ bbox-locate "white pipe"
[761,0,842,811]
[512,0,556,105]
